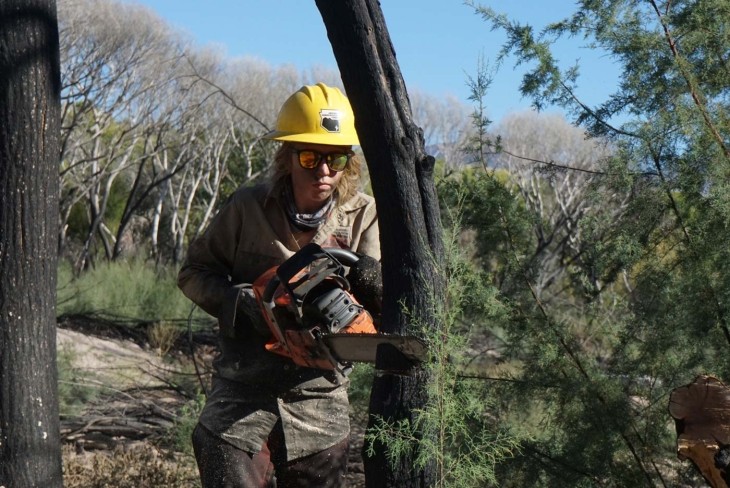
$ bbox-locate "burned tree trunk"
[669,375,730,488]
[315,1,445,486]
[0,0,62,486]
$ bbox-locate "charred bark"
[0,0,62,486]
[315,1,445,486]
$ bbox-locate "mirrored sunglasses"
[294,149,353,172]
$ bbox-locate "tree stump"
[669,375,730,487]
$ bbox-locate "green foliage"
[451,1,730,485]
[169,393,206,456]
[438,168,532,281]
[65,200,91,241]
[60,169,131,243]
[220,135,275,197]
[57,259,209,324]
[348,363,375,424]
[104,177,134,235]
[366,216,521,488]
[463,56,497,166]
[57,346,101,417]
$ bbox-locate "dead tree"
[0,0,63,486]
[316,1,445,486]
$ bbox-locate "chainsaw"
[252,243,427,374]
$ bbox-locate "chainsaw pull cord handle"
[260,243,361,349]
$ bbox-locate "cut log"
[669,375,730,487]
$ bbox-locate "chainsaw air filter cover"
[302,284,364,333]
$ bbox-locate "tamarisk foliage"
[434,1,730,485]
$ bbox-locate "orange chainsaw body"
[252,246,377,371]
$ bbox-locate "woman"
[178,83,380,487]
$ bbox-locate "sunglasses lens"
[327,154,349,172]
[296,149,350,171]
[298,150,319,169]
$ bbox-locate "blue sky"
[126,0,620,123]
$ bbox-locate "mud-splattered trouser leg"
[267,420,349,488]
[193,423,274,487]
[192,422,349,488]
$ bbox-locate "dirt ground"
[57,319,367,487]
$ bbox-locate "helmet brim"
[264,130,360,146]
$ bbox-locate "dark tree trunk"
[315,1,445,486]
[0,0,62,486]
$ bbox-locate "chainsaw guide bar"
[322,332,427,364]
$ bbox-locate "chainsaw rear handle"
[261,243,361,304]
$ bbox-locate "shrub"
[168,393,206,456]
[148,321,182,356]
[57,259,210,326]
[365,216,520,488]
[57,346,101,417]
[62,444,199,488]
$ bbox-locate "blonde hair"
[270,142,363,203]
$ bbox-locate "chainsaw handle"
[322,247,360,266]
[260,244,361,304]
[262,275,282,305]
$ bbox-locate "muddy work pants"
[192,423,349,488]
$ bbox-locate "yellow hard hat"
[265,83,360,146]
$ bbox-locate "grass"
[63,444,200,488]
[57,257,211,484]
[57,345,102,417]
[169,393,206,456]
[147,321,183,356]
[57,259,210,325]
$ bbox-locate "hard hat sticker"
[320,109,341,133]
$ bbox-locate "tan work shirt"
[178,182,379,460]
